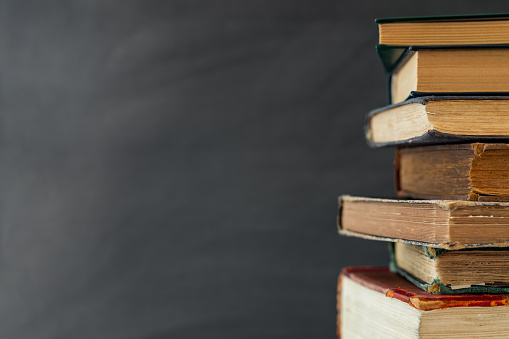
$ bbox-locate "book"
[388,47,509,103]
[396,143,509,201]
[338,195,509,249]
[365,96,509,147]
[377,13,509,46]
[339,267,509,338]
[391,243,509,294]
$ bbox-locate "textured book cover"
[341,266,509,309]
[339,267,509,338]
[389,244,509,294]
[338,195,509,249]
[395,143,509,201]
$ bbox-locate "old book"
[338,195,509,249]
[396,143,509,201]
[389,47,509,103]
[391,242,509,294]
[377,13,509,46]
[365,96,509,147]
[339,267,509,338]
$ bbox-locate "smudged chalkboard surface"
[0,1,502,338]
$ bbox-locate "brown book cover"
[338,195,509,249]
[395,143,509,201]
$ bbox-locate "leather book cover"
[340,267,509,311]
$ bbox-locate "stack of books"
[337,14,509,338]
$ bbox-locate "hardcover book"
[338,195,509,249]
[388,47,509,103]
[396,143,509,201]
[339,267,509,338]
[366,96,509,147]
[377,13,509,46]
[390,243,509,294]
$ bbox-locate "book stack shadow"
[337,14,509,338]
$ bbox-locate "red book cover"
[338,267,509,337]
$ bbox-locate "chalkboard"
[0,1,505,338]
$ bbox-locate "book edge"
[376,13,509,24]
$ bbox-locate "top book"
[378,13,509,46]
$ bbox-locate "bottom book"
[338,267,509,338]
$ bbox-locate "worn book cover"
[389,244,509,294]
[365,95,509,147]
[338,195,509,249]
[396,143,509,201]
[339,267,509,338]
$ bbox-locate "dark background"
[0,1,507,338]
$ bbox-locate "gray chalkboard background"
[0,1,507,338]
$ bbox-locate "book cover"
[377,13,509,49]
[389,244,509,294]
[377,45,509,103]
[341,266,509,310]
[338,195,509,249]
[365,95,509,147]
[339,267,509,338]
[395,143,509,201]
[376,13,509,24]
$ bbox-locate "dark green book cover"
[377,44,509,73]
[375,13,509,72]
[389,243,509,294]
[376,13,509,24]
